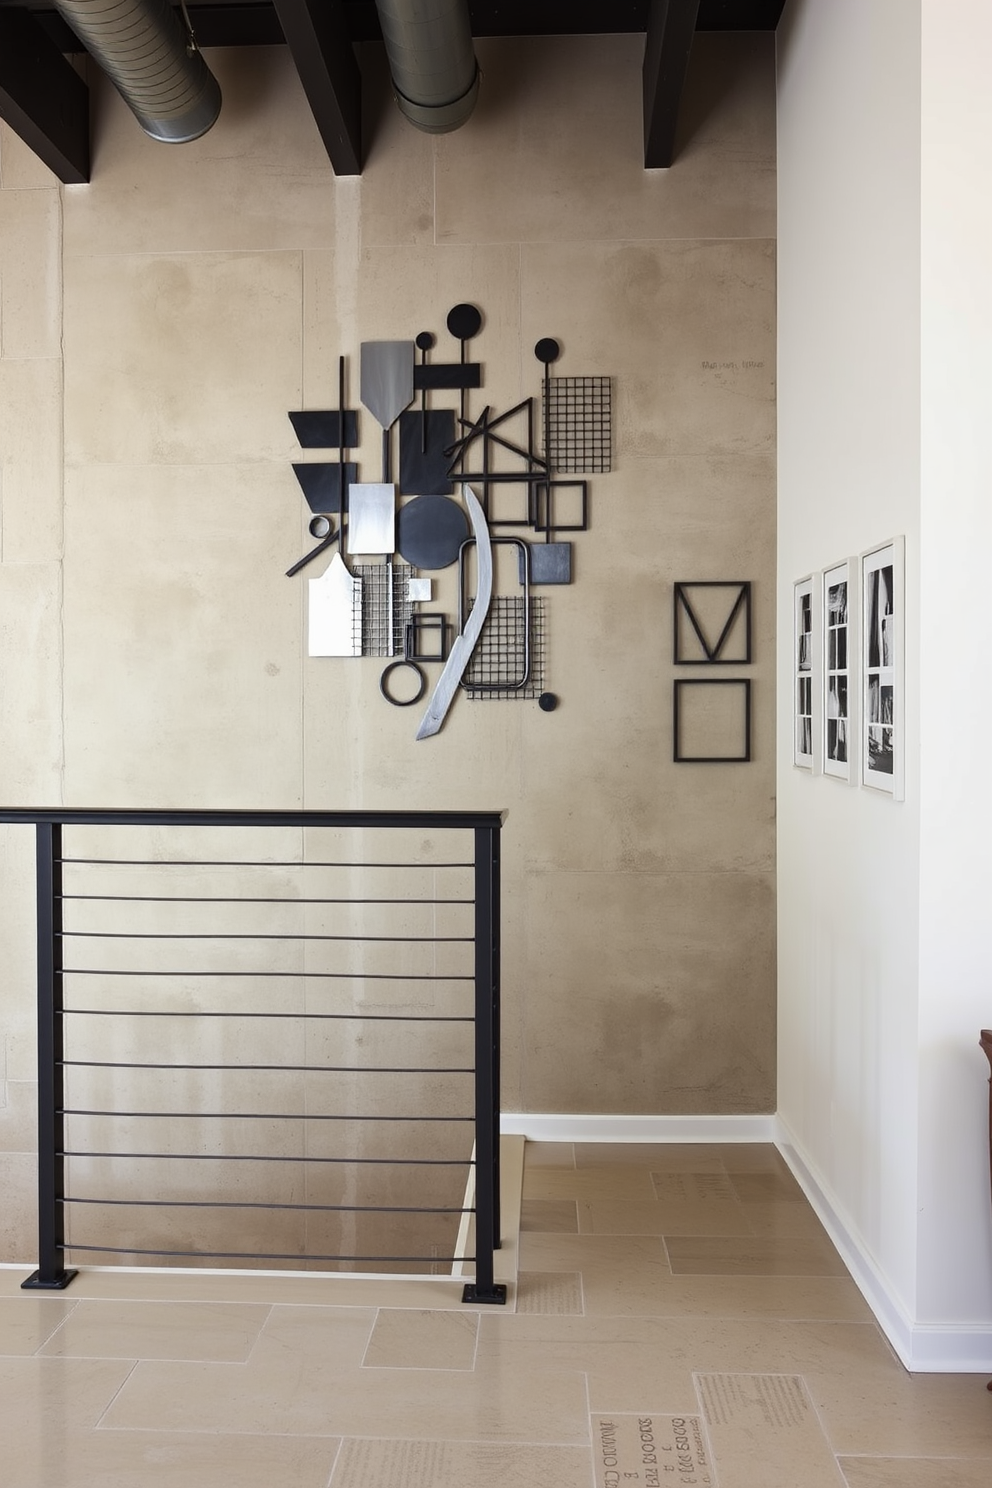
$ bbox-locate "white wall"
[916,0,992,1335]
[777,0,992,1370]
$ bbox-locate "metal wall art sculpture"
[285,305,611,739]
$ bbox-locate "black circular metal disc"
[397,495,470,571]
[538,691,559,712]
[416,330,435,351]
[535,337,561,365]
[447,303,482,341]
[379,660,427,707]
[309,515,331,538]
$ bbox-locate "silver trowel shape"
[416,485,493,740]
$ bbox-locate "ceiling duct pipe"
[53,0,221,143]
[374,0,479,134]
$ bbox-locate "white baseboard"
[776,1117,992,1374]
[500,1112,779,1143]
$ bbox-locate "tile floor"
[2,1140,991,1487]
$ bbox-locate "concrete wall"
[0,34,777,1263]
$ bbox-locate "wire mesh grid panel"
[35,816,499,1279]
[352,561,414,658]
[463,596,546,700]
[544,376,612,473]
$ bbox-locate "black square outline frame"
[673,581,752,665]
[673,678,752,763]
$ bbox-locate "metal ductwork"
[374,0,479,134]
[53,0,221,143]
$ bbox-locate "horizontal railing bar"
[62,1061,474,1074]
[0,807,504,829]
[61,1244,475,1263]
[61,1151,474,1166]
[60,1109,472,1122]
[61,895,473,905]
[60,860,473,869]
[59,932,473,943]
[63,1197,473,1214]
[64,1010,473,1022]
[63,971,473,982]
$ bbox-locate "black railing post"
[462,821,505,1304]
[22,821,77,1290]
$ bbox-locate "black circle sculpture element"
[396,495,470,571]
[535,338,561,365]
[416,331,435,351]
[309,515,332,538]
[538,692,559,712]
[379,660,427,707]
[447,303,483,341]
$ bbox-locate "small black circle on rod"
[535,338,561,366]
[447,303,483,341]
[416,331,435,351]
[379,660,428,707]
[538,692,559,712]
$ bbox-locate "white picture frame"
[861,537,905,799]
[822,558,859,784]
[793,574,821,772]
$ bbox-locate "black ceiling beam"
[270,0,361,175]
[0,8,89,182]
[643,0,699,169]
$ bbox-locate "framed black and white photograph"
[822,558,858,784]
[794,575,820,771]
[861,537,904,798]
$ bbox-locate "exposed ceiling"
[0,1,785,184]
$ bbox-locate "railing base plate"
[462,1282,507,1305]
[21,1269,78,1291]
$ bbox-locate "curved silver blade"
[416,485,492,740]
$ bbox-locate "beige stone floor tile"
[0,1295,76,1353]
[696,1372,846,1488]
[519,1230,668,1271]
[730,1169,807,1202]
[330,1437,593,1488]
[574,1142,728,1171]
[520,1199,578,1233]
[652,1170,740,1202]
[478,1313,699,1414]
[8,1429,340,1488]
[810,1369,992,1460]
[579,1198,754,1237]
[35,1298,270,1362]
[515,1272,583,1316]
[665,1233,850,1276]
[580,1271,873,1323]
[739,1198,835,1239]
[523,1141,575,1168]
[362,1307,478,1369]
[0,1356,136,1451]
[838,1457,992,1487]
[715,1144,797,1174]
[592,1413,715,1488]
[523,1166,657,1203]
[102,1346,590,1443]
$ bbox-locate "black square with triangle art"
[673,581,752,665]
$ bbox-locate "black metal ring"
[379,660,427,707]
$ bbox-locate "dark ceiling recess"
[0,0,785,183]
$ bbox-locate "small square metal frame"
[673,678,752,763]
[673,581,752,665]
[404,612,450,663]
[534,479,589,537]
